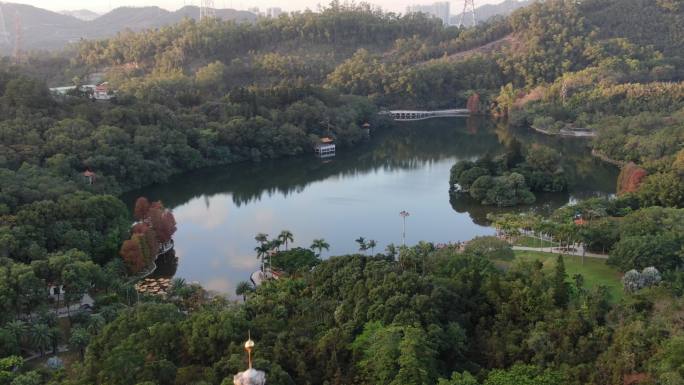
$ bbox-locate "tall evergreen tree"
[553,255,569,307]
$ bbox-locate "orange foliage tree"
[467,93,481,114]
[158,211,177,244]
[132,223,159,261]
[121,198,177,274]
[133,197,150,221]
[120,236,145,274]
[617,162,648,195]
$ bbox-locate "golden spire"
[244,330,255,369]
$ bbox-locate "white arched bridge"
[382,108,470,121]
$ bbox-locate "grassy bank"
[513,235,557,248]
[513,250,624,301]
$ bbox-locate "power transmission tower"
[0,2,10,47]
[200,0,216,21]
[459,0,476,28]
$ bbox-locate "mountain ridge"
[0,2,257,54]
[0,1,535,54]
[60,9,100,21]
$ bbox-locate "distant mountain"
[451,0,533,25]
[0,3,257,54]
[60,9,100,21]
[0,3,87,54]
[87,6,256,37]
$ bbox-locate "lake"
[123,118,618,294]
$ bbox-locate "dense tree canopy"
[1,0,683,384]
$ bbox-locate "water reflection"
[148,250,178,279]
[123,118,618,293]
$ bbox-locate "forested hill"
[1,0,681,200]
[73,0,684,90]
[580,0,684,57]
[1,1,684,385]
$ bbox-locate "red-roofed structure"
[83,170,96,185]
[93,82,112,100]
[315,137,336,157]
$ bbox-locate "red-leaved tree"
[122,198,176,273]
[131,222,149,235]
[617,162,648,195]
[158,211,177,244]
[148,205,177,244]
[133,197,150,222]
[467,93,481,114]
[141,227,159,262]
[120,236,145,274]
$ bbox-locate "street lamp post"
[400,210,410,246]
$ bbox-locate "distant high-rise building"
[248,6,263,16]
[406,1,450,25]
[200,0,216,21]
[0,3,10,46]
[266,7,282,18]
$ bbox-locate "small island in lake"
[449,143,568,207]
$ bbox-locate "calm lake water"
[123,118,618,294]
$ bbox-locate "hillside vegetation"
[1,1,684,384]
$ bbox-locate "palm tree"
[355,237,367,254]
[367,239,377,255]
[310,238,330,256]
[254,233,269,245]
[5,320,26,340]
[278,230,294,251]
[255,244,270,272]
[69,327,90,360]
[49,326,61,355]
[269,239,282,252]
[385,243,398,259]
[266,239,282,268]
[235,281,254,301]
[119,283,138,306]
[30,323,51,357]
[87,314,106,335]
[169,277,187,297]
[4,320,26,351]
[99,305,119,322]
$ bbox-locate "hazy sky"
[15,0,506,15]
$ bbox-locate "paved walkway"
[512,246,609,260]
[531,125,596,137]
[23,345,69,362]
[36,294,95,319]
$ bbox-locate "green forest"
[1,0,684,384]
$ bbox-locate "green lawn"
[513,250,624,301]
[513,235,557,248]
